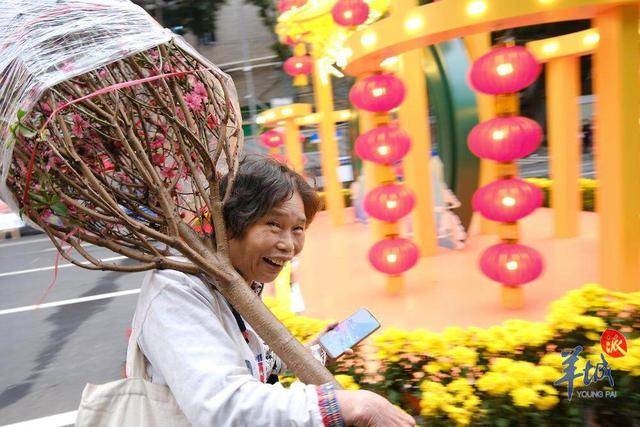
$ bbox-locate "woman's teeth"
[264,257,285,267]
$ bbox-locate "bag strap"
[126,324,149,380]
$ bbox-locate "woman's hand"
[335,390,415,427]
[307,322,354,364]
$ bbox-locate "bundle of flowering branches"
[0,0,335,386]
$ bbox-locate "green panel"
[424,39,480,230]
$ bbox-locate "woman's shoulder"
[140,269,212,299]
[133,269,224,327]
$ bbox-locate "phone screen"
[319,308,380,359]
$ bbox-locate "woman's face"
[229,191,307,284]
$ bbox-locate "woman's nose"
[276,232,294,253]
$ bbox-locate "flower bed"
[525,178,597,212]
[266,284,640,425]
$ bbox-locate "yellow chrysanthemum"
[335,375,360,390]
[476,372,516,395]
[448,346,478,367]
[511,387,538,407]
[540,352,563,367]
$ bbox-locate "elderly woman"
[129,156,414,427]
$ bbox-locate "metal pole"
[238,1,260,142]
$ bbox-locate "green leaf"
[50,202,68,217]
[17,109,26,120]
[28,192,48,204]
[17,124,36,138]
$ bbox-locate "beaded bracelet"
[316,383,346,427]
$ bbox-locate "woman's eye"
[267,221,280,229]
[293,226,304,232]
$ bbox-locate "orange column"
[546,56,581,238]
[593,6,640,292]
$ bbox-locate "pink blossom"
[151,134,165,149]
[71,113,90,138]
[193,82,208,98]
[151,153,166,165]
[184,92,203,112]
[160,165,177,180]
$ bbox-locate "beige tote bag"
[76,330,190,426]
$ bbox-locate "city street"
[0,237,146,426]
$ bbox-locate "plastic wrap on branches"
[0,0,242,235]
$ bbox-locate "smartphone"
[319,308,381,359]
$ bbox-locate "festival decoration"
[355,125,411,165]
[479,243,544,286]
[349,73,406,112]
[468,43,543,308]
[260,129,285,148]
[368,238,419,275]
[472,179,543,223]
[467,116,542,162]
[278,0,307,14]
[364,183,415,223]
[332,0,370,28]
[469,45,542,95]
[284,55,314,77]
[350,72,418,292]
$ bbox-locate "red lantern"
[332,0,370,27]
[364,184,415,222]
[284,36,299,46]
[260,130,284,148]
[469,45,541,95]
[468,116,542,162]
[355,125,411,165]
[369,238,419,275]
[480,243,543,286]
[278,0,306,13]
[472,178,543,223]
[284,55,313,77]
[349,74,406,112]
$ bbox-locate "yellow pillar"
[546,56,581,238]
[358,108,382,242]
[284,119,304,174]
[464,33,498,235]
[312,55,345,226]
[593,6,640,292]
[274,261,292,310]
[397,45,438,257]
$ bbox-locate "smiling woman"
[127,155,416,426]
[222,157,319,284]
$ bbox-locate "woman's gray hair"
[219,155,322,239]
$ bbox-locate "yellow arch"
[343,0,637,76]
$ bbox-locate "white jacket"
[128,269,326,427]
